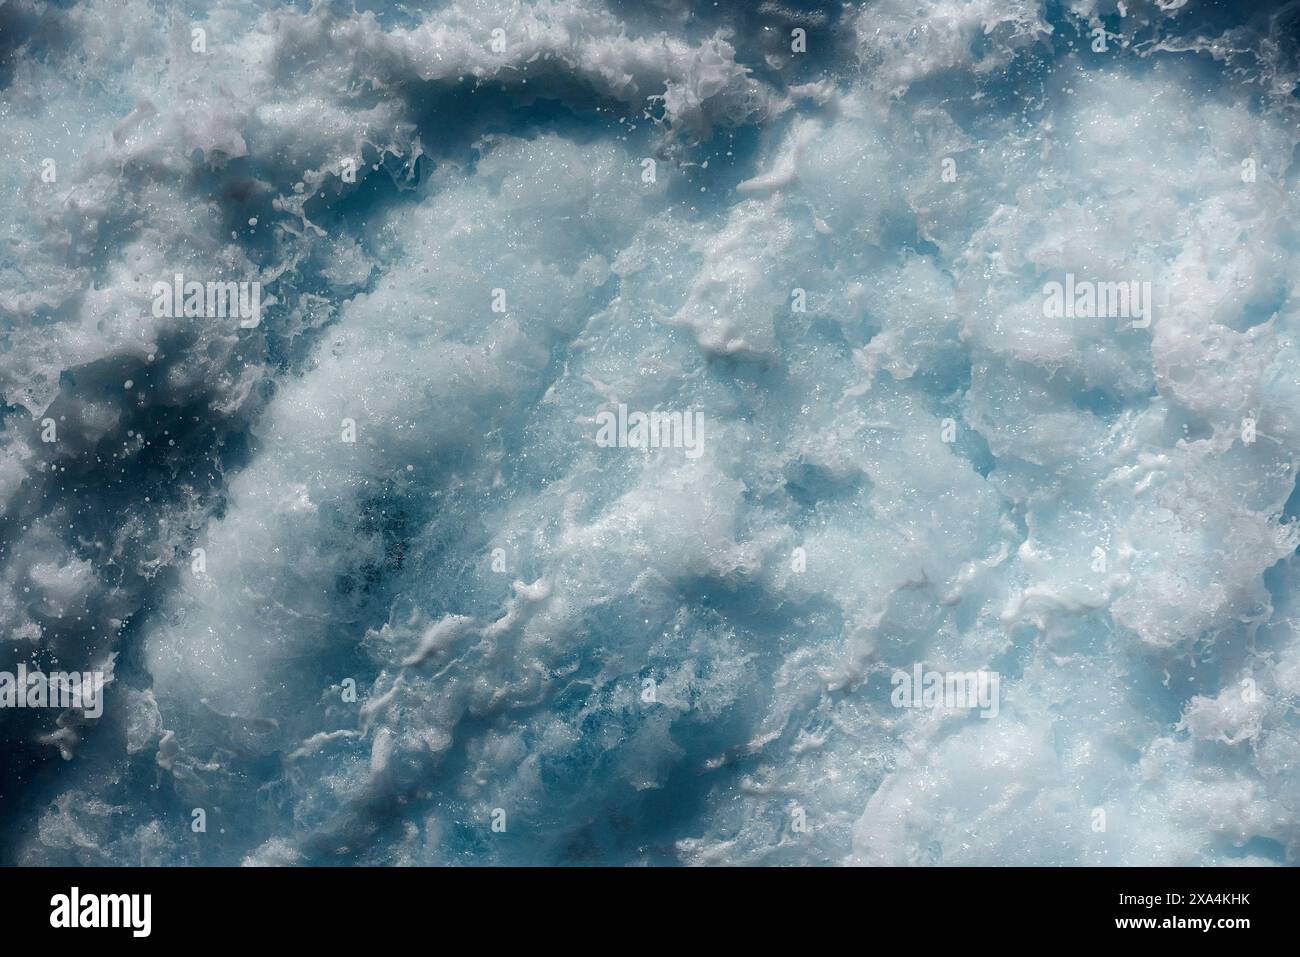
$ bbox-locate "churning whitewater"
[2,0,1300,866]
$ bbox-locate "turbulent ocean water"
[1,0,1299,867]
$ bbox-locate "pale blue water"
[2,0,1299,865]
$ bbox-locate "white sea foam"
[5,0,1300,867]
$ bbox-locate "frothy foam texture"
[2,0,1300,866]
